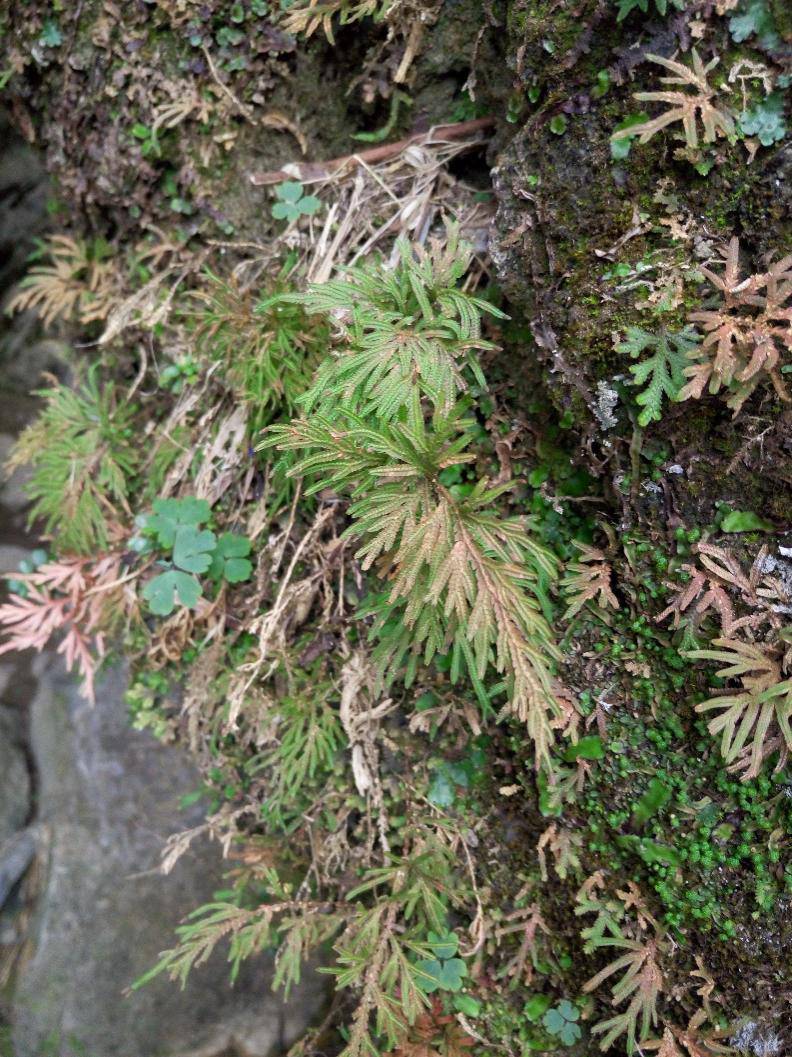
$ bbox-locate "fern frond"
[5,235,117,327]
[331,831,459,1055]
[611,50,735,150]
[618,326,699,425]
[266,228,567,767]
[294,230,505,420]
[682,237,792,411]
[190,272,327,428]
[0,553,126,702]
[269,406,562,767]
[562,542,619,619]
[252,683,346,830]
[687,636,792,779]
[135,894,345,990]
[584,938,664,1051]
[7,374,138,553]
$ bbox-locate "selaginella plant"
[611,50,735,152]
[5,234,117,328]
[688,634,792,780]
[659,541,792,778]
[680,237,792,412]
[265,227,569,773]
[562,541,619,619]
[281,0,392,43]
[6,370,139,553]
[189,270,328,429]
[617,326,700,425]
[0,553,125,701]
[578,877,667,1052]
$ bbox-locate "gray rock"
[11,662,326,1057]
[0,119,48,296]
[0,826,38,909]
[0,705,31,847]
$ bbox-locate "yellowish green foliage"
[7,372,138,552]
[267,230,567,771]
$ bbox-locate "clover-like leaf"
[208,532,253,583]
[142,570,202,616]
[298,194,322,216]
[173,526,216,574]
[272,200,301,222]
[437,957,466,992]
[427,930,459,960]
[559,1020,582,1045]
[543,1008,566,1035]
[272,181,322,222]
[415,956,467,993]
[276,180,305,203]
[555,1000,579,1023]
[144,497,211,548]
[414,958,445,993]
[543,1000,581,1043]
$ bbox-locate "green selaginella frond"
[617,326,700,426]
[331,831,459,1056]
[251,683,346,831]
[133,871,345,993]
[7,370,138,553]
[267,402,562,769]
[291,229,506,421]
[189,271,328,429]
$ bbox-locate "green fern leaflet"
[618,326,699,426]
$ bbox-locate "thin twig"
[249,117,495,187]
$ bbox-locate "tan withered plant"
[682,237,792,411]
[611,50,735,151]
[6,234,118,328]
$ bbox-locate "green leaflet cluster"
[265,228,566,771]
[137,497,252,615]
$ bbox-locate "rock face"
[10,662,326,1057]
[0,713,30,848]
[0,114,48,296]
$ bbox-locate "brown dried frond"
[281,0,388,44]
[645,1011,734,1057]
[611,50,735,151]
[562,542,619,619]
[681,237,792,411]
[616,881,660,934]
[493,902,550,987]
[152,83,216,131]
[537,823,583,881]
[584,936,665,1051]
[5,235,118,328]
[0,554,128,702]
[657,542,786,636]
[688,636,792,780]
